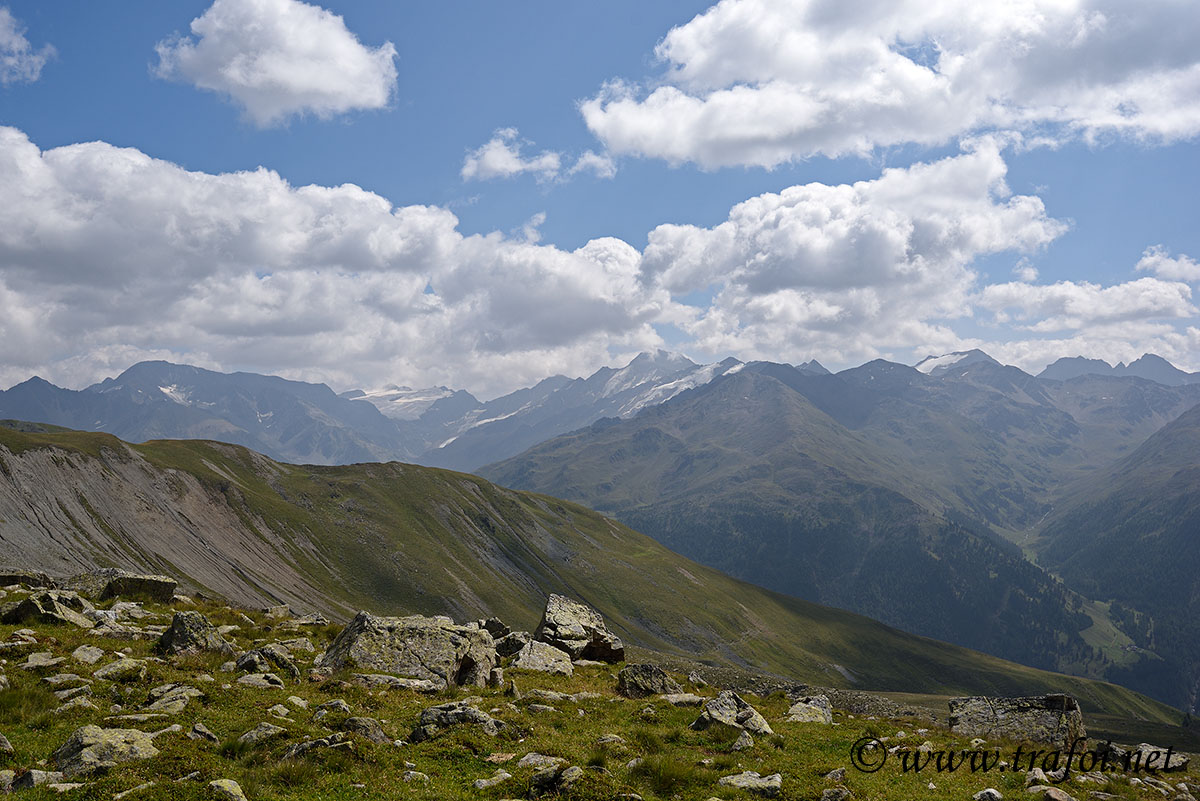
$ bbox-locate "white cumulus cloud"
[581,0,1200,168]
[1136,245,1200,282]
[461,128,562,182]
[154,0,397,127]
[0,126,668,394]
[0,7,54,85]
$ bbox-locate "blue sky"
[1,0,1198,396]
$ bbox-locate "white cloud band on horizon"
[154,0,397,127]
[0,125,1196,395]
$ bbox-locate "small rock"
[93,659,147,683]
[732,730,754,751]
[22,651,66,671]
[54,697,99,715]
[342,717,390,744]
[975,790,1004,801]
[822,789,852,801]
[209,779,248,801]
[616,664,683,698]
[472,770,512,790]
[691,690,774,735]
[156,612,234,656]
[518,753,566,769]
[188,723,219,742]
[662,692,705,706]
[785,694,833,724]
[237,672,284,689]
[14,770,66,790]
[267,704,291,719]
[718,771,782,797]
[71,645,104,665]
[401,771,428,783]
[237,722,286,745]
[51,726,159,778]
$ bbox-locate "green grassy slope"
[0,422,1182,724]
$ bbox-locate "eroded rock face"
[691,690,774,736]
[2,590,95,628]
[617,664,683,698]
[318,612,496,689]
[156,611,235,656]
[533,594,624,663]
[51,725,159,778]
[63,569,177,603]
[948,695,1085,747]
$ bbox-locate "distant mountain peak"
[914,349,999,376]
[1039,353,1197,386]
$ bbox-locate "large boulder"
[533,594,624,663]
[63,569,177,603]
[1,590,95,628]
[691,690,774,736]
[156,611,235,656]
[948,695,1085,748]
[617,664,683,698]
[51,726,159,778]
[317,612,496,689]
[511,641,573,676]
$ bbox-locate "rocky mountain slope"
[0,420,1168,706]
[482,361,1200,708]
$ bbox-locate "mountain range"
[0,419,1178,731]
[3,350,1199,709]
[482,357,1200,710]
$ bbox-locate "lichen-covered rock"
[63,569,177,603]
[144,683,204,714]
[237,644,299,680]
[786,694,833,724]
[341,717,390,744]
[2,590,95,628]
[317,611,496,689]
[51,725,159,778]
[617,664,683,698]
[409,701,503,742]
[237,722,286,745]
[512,641,573,676]
[93,658,147,683]
[156,611,234,656]
[719,771,782,797]
[691,690,774,735]
[209,779,248,801]
[533,594,624,663]
[948,695,1085,747]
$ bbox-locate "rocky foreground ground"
[0,568,1196,801]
